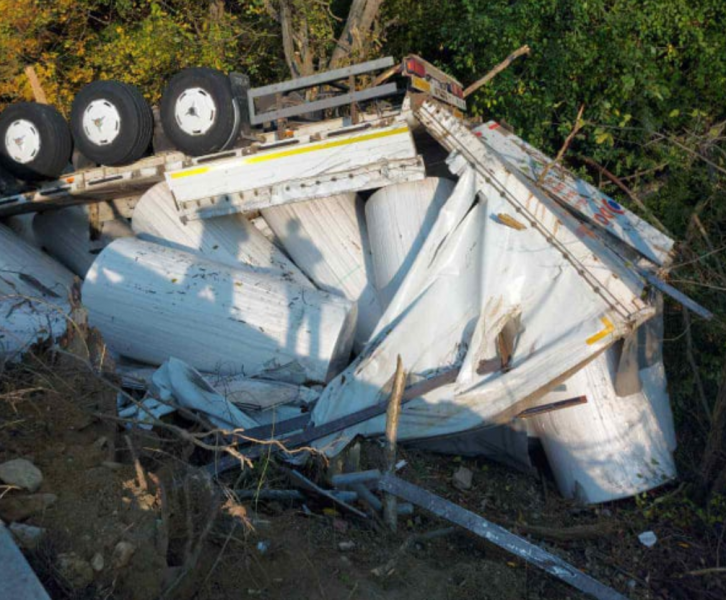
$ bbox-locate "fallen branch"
[537,104,585,186]
[124,434,149,492]
[464,45,531,98]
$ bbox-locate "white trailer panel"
[473,121,675,266]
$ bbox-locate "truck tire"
[70,81,153,166]
[0,103,72,181]
[160,68,241,157]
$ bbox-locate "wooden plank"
[378,475,628,600]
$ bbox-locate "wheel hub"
[175,88,216,136]
[82,99,122,146]
[4,119,41,164]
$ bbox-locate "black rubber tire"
[0,103,72,181]
[70,81,153,166]
[160,68,241,156]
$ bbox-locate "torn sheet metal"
[0,223,74,361]
[167,120,425,221]
[262,193,382,350]
[531,342,676,504]
[83,238,357,383]
[132,182,312,288]
[33,205,133,277]
[473,121,675,266]
[365,177,455,309]
[309,110,655,457]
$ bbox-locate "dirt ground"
[0,356,723,600]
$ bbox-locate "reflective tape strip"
[170,126,411,180]
[170,166,210,180]
[586,317,614,345]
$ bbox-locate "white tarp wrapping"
[132,182,312,288]
[0,223,74,361]
[82,238,357,383]
[309,113,656,457]
[531,346,676,503]
[33,205,134,277]
[262,193,382,350]
[366,177,455,309]
[473,121,675,267]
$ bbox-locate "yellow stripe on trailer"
[170,166,210,180]
[170,125,410,179]
[586,317,614,345]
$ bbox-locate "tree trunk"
[328,0,383,69]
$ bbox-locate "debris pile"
[0,96,710,599]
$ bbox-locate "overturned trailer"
[0,56,709,508]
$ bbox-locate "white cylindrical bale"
[261,193,382,349]
[366,178,454,309]
[82,238,356,384]
[0,224,74,360]
[530,349,676,504]
[132,182,311,288]
[3,214,41,248]
[33,205,134,277]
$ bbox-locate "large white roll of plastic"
[0,223,74,360]
[530,347,676,504]
[132,182,311,288]
[365,178,454,309]
[261,193,381,349]
[82,238,356,384]
[33,205,133,277]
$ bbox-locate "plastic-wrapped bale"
[4,214,42,248]
[132,182,311,288]
[530,334,676,504]
[261,193,382,350]
[82,238,356,384]
[366,178,454,309]
[0,223,74,360]
[33,205,134,277]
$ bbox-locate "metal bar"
[516,396,588,419]
[288,469,369,519]
[205,368,460,475]
[639,269,713,320]
[378,475,628,600]
[250,83,398,125]
[249,57,395,99]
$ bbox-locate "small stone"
[638,531,657,548]
[111,541,135,569]
[9,523,45,550]
[338,541,355,552]
[0,458,43,492]
[0,493,57,522]
[91,552,105,572]
[452,466,473,491]
[57,552,94,589]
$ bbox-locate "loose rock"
[112,540,136,569]
[91,552,105,572]
[338,541,356,552]
[0,458,43,492]
[9,522,45,550]
[452,466,473,491]
[0,493,57,522]
[57,552,94,589]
